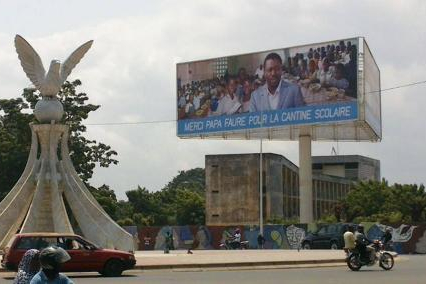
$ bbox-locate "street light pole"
[259,136,263,235]
[259,107,265,236]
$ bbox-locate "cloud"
[0,0,425,199]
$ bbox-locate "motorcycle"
[219,238,249,250]
[346,240,394,271]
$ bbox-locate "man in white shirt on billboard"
[249,53,305,113]
[213,77,241,115]
[193,90,201,110]
[255,64,264,79]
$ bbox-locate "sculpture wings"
[14,35,93,97]
[60,40,93,83]
[14,35,45,92]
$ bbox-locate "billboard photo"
[177,38,359,137]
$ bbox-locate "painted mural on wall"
[415,228,426,254]
[365,223,423,254]
[286,225,306,249]
[128,223,426,254]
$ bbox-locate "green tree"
[89,184,119,219]
[0,98,33,200]
[342,180,388,222]
[175,189,205,225]
[342,180,426,223]
[391,183,426,222]
[164,168,205,195]
[124,168,206,226]
[125,186,168,225]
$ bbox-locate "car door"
[325,224,338,248]
[61,237,98,272]
[9,237,39,268]
[311,226,328,248]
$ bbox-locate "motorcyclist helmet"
[235,228,240,234]
[39,246,71,269]
[385,227,392,233]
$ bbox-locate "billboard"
[177,37,380,141]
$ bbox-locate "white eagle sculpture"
[14,34,93,97]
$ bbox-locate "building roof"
[312,155,380,164]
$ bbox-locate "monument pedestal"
[0,123,133,251]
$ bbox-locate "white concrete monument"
[0,35,134,252]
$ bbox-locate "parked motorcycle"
[219,239,249,250]
[346,240,394,271]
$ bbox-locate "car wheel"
[101,259,124,277]
[302,242,311,249]
[330,242,338,250]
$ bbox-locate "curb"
[132,258,346,270]
[1,259,345,273]
[1,254,400,273]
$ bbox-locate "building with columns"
[205,153,380,226]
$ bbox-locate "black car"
[301,223,357,250]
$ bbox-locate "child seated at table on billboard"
[328,63,349,90]
[184,94,196,118]
[211,77,242,116]
[316,57,335,86]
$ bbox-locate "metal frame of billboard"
[176,37,381,142]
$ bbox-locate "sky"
[0,0,425,200]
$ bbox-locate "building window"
[215,57,228,78]
[312,164,322,170]
[345,162,358,169]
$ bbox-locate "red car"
[1,233,136,277]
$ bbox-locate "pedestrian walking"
[257,233,265,249]
[164,231,173,254]
[13,249,40,284]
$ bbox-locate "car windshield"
[316,227,327,235]
[78,237,101,250]
[14,236,101,250]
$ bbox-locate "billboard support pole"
[299,131,313,223]
[259,137,263,235]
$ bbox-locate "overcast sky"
[0,0,425,200]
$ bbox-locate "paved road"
[1,255,424,284]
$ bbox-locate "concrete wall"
[312,155,380,182]
[206,153,353,225]
[265,156,284,220]
[130,223,426,254]
[206,154,260,226]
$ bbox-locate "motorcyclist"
[230,228,242,249]
[354,224,374,263]
[30,246,73,284]
[381,228,393,251]
[343,225,356,255]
